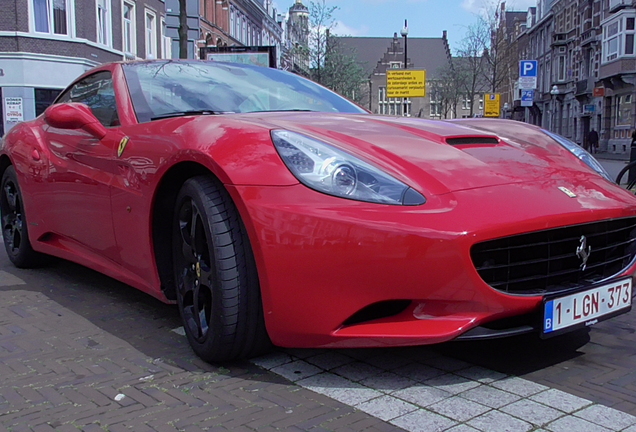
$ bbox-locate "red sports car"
[2,60,635,362]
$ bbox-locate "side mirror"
[44,103,108,139]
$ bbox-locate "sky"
[274,0,538,54]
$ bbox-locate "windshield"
[122,60,367,122]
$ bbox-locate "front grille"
[471,217,636,295]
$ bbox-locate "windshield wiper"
[151,110,219,120]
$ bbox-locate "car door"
[37,70,120,261]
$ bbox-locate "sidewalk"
[594,151,630,161]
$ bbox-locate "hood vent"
[446,137,499,146]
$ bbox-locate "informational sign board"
[521,89,534,107]
[519,60,538,90]
[386,70,426,98]
[199,46,277,68]
[484,93,500,117]
[4,97,23,122]
[593,87,605,97]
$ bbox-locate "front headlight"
[544,130,612,182]
[271,130,426,205]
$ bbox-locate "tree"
[431,64,464,119]
[454,22,490,117]
[178,0,188,59]
[305,1,368,103]
[322,35,368,103]
[452,2,519,114]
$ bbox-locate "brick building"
[165,0,283,65]
[336,32,454,119]
[0,0,167,136]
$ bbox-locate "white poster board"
[4,97,24,122]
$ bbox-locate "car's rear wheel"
[1,166,43,268]
[172,175,270,362]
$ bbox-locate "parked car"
[1,60,634,362]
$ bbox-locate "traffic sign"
[484,93,500,117]
[519,60,538,89]
[521,89,534,107]
[386,70,426,98]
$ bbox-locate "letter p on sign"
[520,60,538,77]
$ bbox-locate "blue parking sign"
[520,60,538,77]
[521,89,534,107]
[519,60,538,89]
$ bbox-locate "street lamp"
[550,85,560,133]
[400,20,408,116]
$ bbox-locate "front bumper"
[229,178,636,349]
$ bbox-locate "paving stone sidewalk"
[0,290,401,432]
[252,345,636,432]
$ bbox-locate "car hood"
[247,113,607,196]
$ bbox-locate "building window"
[145,10,157,59]
[378,86,403,116]
[557,55,566,81]
[430,92,441,118]
[35,88,62,116]
[161,19,171,59]
[230,8,235,37]
[96,0,111,46]
[462,95,471,110]
[33,0,69,35]
[122,1,135,56]
[616,94,632,125]
[602,12,636,63]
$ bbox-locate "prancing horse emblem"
[576,235,591,271]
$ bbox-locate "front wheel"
[172,175,271,362]
[0,166,44,268]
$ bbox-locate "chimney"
[442,30,447,40]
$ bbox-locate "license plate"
[543,277,632,337]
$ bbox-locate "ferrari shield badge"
[117,137,130,158]
[558,186,577,198]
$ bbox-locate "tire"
[172,175,271,362]
[0,166,44,268]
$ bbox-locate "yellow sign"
[484,93,500,117]
[387,70,426,98]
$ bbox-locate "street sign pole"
[519,60,538,124]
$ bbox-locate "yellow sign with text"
[484,93,501,117]
[387,70,426,98]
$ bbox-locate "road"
[598,157,631,184]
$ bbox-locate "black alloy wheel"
[172,175,270,362]
[0,166,43,268]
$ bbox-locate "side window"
[56,71,119,127]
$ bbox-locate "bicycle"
[615,160,636,192]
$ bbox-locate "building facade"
[505,0,636,154]
[166,0,283,65]
[337,32,453,119]
[598,0,636,153]
[281,0,309,74]
[0,0,167,135]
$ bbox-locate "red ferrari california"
[1,60,635,362]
